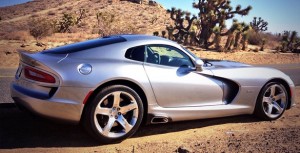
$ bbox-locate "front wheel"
[254,82,288,120]
[83,85,144,143]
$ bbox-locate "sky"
[155,0,300,34]
[0,0,299,33]
[0,0,32,7]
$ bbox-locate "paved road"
[0,64,299,103]
[256,63,300,86]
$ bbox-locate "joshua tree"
[75,8,87,25]
[250,17,268,32]
[161,31,166,38]
[280,31,297,52]
[241,30,250,51]
[56,13,76,33]
[167,7,197,43]
[166,25,175,40]
[192,0,252,48]
[224,20,239,51]
[260,38,267,51]
[233,22,250,50]
[212,26,221,50]
[153,31,159,36]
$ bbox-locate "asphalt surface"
[0,64,299,104]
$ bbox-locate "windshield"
[180,45,198,59]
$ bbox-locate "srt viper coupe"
[11,35,296,143]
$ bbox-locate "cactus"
[260,38,266,51]
[280,31,299,52]
[166,25,174,40]
[167,7,197,43]
[213,26,221,50]
[56,13,76,33]
[241,31,250,51]
[161,31,166,38]
[153,31,159,36]
[193,0,252,48]
[233,22,250,50]
[250,17,268,32]
[75,8,86,25]
[224,20,239,51]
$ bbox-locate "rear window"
[42,36,127,54]
[125,46,145,62]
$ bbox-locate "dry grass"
[1,30,33,41]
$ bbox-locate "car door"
[143,44,224,108]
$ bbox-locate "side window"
[146,45,194,68]
[125,46,145,62]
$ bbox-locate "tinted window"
[125,46,145,62]
[42,36,127,54]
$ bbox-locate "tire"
[83,85,144,143]
[254,82,288,120]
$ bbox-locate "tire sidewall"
[84,85,144,143]
[255,82,288,120]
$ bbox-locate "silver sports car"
[11,35,296,143]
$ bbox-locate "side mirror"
[195,59,204,71]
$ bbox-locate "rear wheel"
[254,82,288,120]
[83,85,143,143]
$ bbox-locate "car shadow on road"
[0,103,262,149]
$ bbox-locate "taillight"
[24,66,56,83]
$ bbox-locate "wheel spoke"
[113,92,121,107]
[117,115,133,133]
[273,102,283,113]
[263,96,271,104]
[267,104,273,115]
[102,117,116,136]
[270,85,276,97]
[274,93,285,101]
[95,106,111,116]
[120,103,138,114]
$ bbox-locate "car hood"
[203,59,251,69]
[201,59,294,86]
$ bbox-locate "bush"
[28,18,53,41]
[248,30,262,45]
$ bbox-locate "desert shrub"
[261,32,280,49]
[248,30,262,45]
[28,17,54,42]
[95,11,138,37]
[2,31,33,41]
[55,9,86,33]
